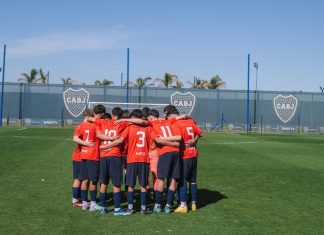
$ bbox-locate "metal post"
[0,45,7,127]
[246,54,251,133]
[19,83,23,127]
[126,48,130,103]
[298,115,301,134]
[221,113,224,131]
[253,62,258,124]
[121,72,123,86]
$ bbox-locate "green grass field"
[0,128,323,234]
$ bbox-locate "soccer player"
[166,108,203,213]
[71,124,82,207]
[150,108,183,213]
[94,107,146,215]
[73,109,100,211]
[101,109,153,215]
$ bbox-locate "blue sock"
[179,182,187,203]
[167,189,175,206]
[81,190,88,202]
[127,191,134,205]
[72,187,79,199]
[100,192,107,207]
[141,192,147,207]
[90,190,97,202]
[190,183,197,203]
[155,190,163,205]
[113,192,121,209]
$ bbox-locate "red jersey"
[95,119,129,157]
[121,125,150,163]
[77,121,100,161]
[150,118,181,156]
[173,119,203,159]
[72,123,82,161]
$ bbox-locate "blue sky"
[1,0,323,92]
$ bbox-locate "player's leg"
[98,158,109,213]
[72,160,82,206]
[175,158,189,213]
[139,163,152,215]
[88,160,100,211]
[165,152,181,213]
[190,158,198,211]
[111,157,131,216]
[79,160,90,210]
[126,162,136,213]
[154,154,170,212]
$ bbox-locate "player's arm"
[158,135,182,141]
[154,137,180,147]
[100,137,125,150]
[186,134,201,147]
[96,130,119,141]
[86,117,96,123]
[115,118,148,126]
[73,136,95,147]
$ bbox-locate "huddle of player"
[71,104,203,216]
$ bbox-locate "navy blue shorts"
[157,151,181,179]
[182,158,197,183]
[72,160,81,180]
[126,162,149,187]
[99,156,122,186]
[78,160,99,182]
[121,156,127,169]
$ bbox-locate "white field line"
[17,128,28,131]
[0,135,73,141]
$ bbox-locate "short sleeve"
[73,123,82,137]
[121,127,129,139]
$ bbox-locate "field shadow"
[197,189,228,208]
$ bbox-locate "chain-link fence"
[1,82,324,134]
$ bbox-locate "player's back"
[80,121,100,161]
[124,124,150,163]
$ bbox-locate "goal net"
[88,102,169,117]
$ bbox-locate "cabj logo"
[273,94,298,123]
[170,91,196,115]
[63,88,90,117]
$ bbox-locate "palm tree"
[37,69,48,84]
[154,73,179,88]
[207,75,226,89]
[127,77,152,103]
[18,68,38,83]
[94,79,114,86]
[61,77,76,84]
[187,77,209,89]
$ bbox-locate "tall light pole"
[246,54,251,133]
[253,62,258,124]
[0,45,6,127]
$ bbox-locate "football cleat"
[164,205,171,214]
[100,207,108,214]
[126,208,134,214]
[191,204,197,212]
[153,205,161,213]
[72,202,82,207]
[113,208,132,216]
[140,208,153,215]
[175,206,188,213]
[82,201,89,210]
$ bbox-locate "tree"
[154,73,179,88]
[61,77,76,84]
[94,79,114,86]
[18,68,38,83]
[128,77,152,88]
[37,69,48,84]
[207,75,226,89]
[187,77,209,89]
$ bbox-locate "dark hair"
[167,107,179,117]
[130,109,143,119]
[163,104,176,114]
[102,113,112,120]
[148,109,159,118]
[122,109,131,119]
[94,104,106,115]
[142,107,150,120]
[112,107,123,119]
[83,108,94,117]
